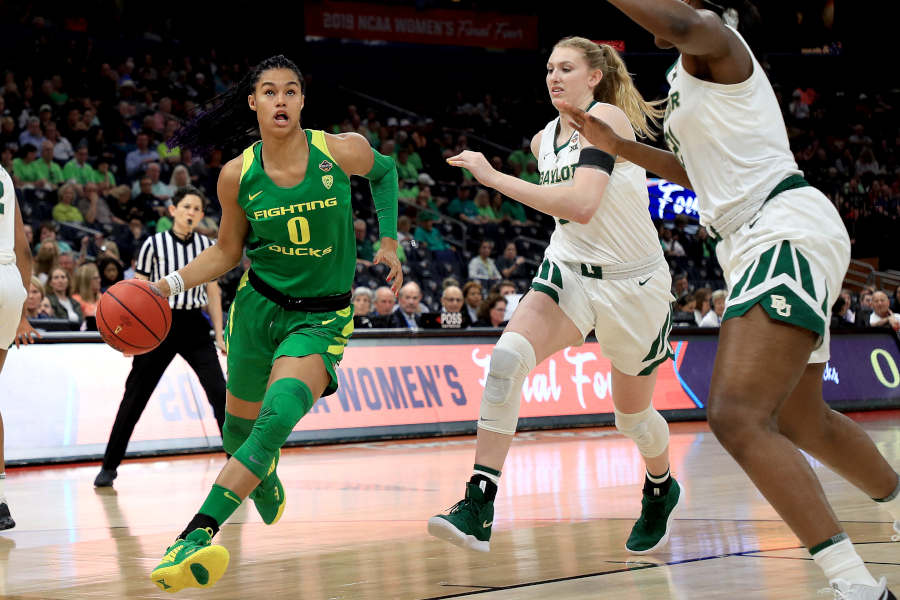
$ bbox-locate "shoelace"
[446,498,475,515]
[818,586,846,599]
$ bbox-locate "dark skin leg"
[707,305,842,548]
[778,363,898,500]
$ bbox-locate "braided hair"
[169,55,304,155]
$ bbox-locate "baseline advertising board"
[2,330,899,464]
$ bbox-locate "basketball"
[97,280,171,355]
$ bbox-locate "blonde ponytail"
[554,37,665,140]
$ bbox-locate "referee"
[94,185,226,487]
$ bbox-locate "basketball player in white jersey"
[558,2,899,597]
[429,37,682,556]
[0,165,40,531]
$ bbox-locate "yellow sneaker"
[150,528,229,593]
[250,449,286,525]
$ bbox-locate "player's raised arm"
[154,158,248,296]
[555,99,692,189]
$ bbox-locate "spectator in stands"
[831,296,855,329]
[108,184,142,224]
[495,242,529,280]
[97,256,124,293]
[856,147,882,177]
[133,176,165,224]
[0,117,18,152]
[38,221,72,253]
[446,184,480,224]
[34,140,63,189]
[351,287,374,328]
[18,116,45,148]
[94,159,116,192]
[691,226,716,262]
[62,144,96,188]
[46,267,83,326]
[52,183,84,223]
[33,241,58,285]
[674,293,696,324]
[158,119,181,167]
[840,289,856,325]
[473,188,499,223]
[413,210,457,266]
[44,121,73,163]
[870,291,900,331]
[396,147,418,182]
[79,182,114,228]
[893,286,900,313]
[125,132,158,177]
[462,280,483,324]
[468,240,501,288]
[660,225,685,257]
[475,293,508,328]
[519,160,540,185]
[131,162,173,203]
[672,273,689,297]
[390,281,423,328]
[397,215,413,246]
[370,286,397,327]
[23,276,49,319]
[71,262,101,330]
[693,287,711,326]
[57,252,77,280]
[497,192,531,225]
[355,218,374,267]
[440,285,471,328]
[699,290,726,327]
[856,289,874,327]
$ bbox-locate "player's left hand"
[447,151,497,187]
[374,239,403,295]
[215,334,227,355]
[13,316,40,348]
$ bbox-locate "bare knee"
[707,394,775,459]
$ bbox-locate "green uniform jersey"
[238,130,354,298]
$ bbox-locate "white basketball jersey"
[0,166,16,263]
[537,110,662,265]
[663,27,801,232]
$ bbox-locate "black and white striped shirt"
[135,230,214,310]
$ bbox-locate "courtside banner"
[3,330,899,464]
[304,2,539,50]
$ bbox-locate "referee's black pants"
[101,308,226,471]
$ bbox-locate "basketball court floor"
[2,416,900,599]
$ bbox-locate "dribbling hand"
[373,239,403,295]
[150,279,170,297]
[553,99,621,155]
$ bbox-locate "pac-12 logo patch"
[319,160,333,172]
[322,175,334,189]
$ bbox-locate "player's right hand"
[553,99,621,155]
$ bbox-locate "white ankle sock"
[647,469,670,484]
[811,536,878,586]
[473,464,501,486]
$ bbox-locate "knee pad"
[479,332,536,435]
[234,378,313,479]
[222,412,255,455]
[614,406,670,459]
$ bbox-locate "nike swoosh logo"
[479,418,497,422]
[224,491,241,505]
[321,318,336,325]
[638,277,652,286]
[249,191,263,201]
[248,454,264,465]
[749,217,761,229]
[482,521,492,528]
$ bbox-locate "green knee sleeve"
[233,378,313,480]
[222,413,255,455]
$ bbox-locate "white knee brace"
[614,406,670,458]
[478,332,536,435]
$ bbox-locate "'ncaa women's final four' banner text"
[2,330,899,464]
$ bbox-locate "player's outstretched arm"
[329,132,403,294]
[154,158,248,296]
[606,0,732,57]
[556,100,692,189]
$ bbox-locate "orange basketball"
[97,280,172,355]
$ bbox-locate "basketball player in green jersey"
[148,55,401,593]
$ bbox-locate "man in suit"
[389,281,423,329]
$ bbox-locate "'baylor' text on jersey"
[537,104,662,265]
[238,130,355,297]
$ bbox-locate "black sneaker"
[0,502,14,530]
[427,482,494,552]
[94,468,117,487]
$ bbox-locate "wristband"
[164,272,185,296]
